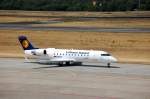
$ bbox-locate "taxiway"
[0,24,150,33]
[0,58,150,99]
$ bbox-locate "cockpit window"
[101,54,111,56]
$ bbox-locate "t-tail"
[18,35,38,50]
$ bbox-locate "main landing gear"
[58,62,71,66]
[58,62,82,66]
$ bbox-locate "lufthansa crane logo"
[22,40,29,48]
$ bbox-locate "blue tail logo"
[18,35,37,50]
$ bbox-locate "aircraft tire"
[107,63,111,68]
[66,62,71,66]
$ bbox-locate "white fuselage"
[25,48,117,63]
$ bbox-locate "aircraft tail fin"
[18,35,38,50]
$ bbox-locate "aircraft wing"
[50,57,76,62]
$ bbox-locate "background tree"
[0,0,149,11]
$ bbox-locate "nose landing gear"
[107,63,111,68]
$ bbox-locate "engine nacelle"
[25,49,47,56]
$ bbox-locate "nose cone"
[111,57,117,62]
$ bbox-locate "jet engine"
[32,49,47,55]
[25,49,47,56]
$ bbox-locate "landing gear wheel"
[66,62,71,66]
[77,62,82,65]
[58,62,63,66]
[107,63,111,68]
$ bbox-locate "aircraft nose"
[111,57,117,62]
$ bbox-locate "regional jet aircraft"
[18,36,117,67]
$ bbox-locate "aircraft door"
[46,48,55,58]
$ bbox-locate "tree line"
[0,0,149,11]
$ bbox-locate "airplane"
[18,35,117,67]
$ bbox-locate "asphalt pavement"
[0,24,150,32]
[0,58,150,99]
